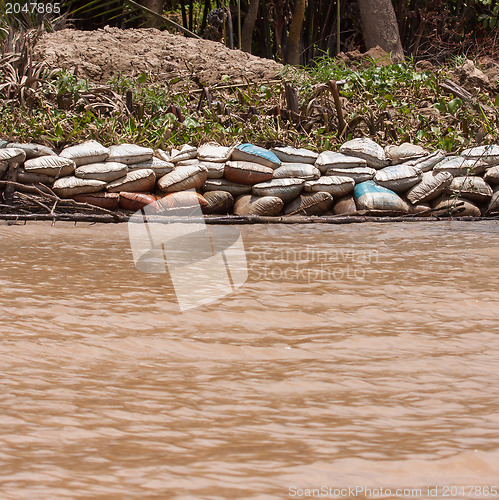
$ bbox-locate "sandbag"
[273,163,321,180]
[339,137,389,169]
[7,143,56,159]
[156,191,208,210]
[461,145,499,166]
[283,192,333,215]
[53,176,106,198]
[433,157,486,176]
[201,161,226,179]
[432,196,482,217]
[16,167,54,186]
[170,144,198,163]
[224,161,274,185]
[374,164,422,193]
[332,195,357,215]
[75,162,128,182]
[403,149,445,172]
[315,151,367,173]
[447,176,493,203]
[325,166,375,183]
[484,166,499,185]
[407,203,432,216]
[23,156,75,177]
[197,142,232,162]
[107,143,154,164]
[127,157,174,176]
[385,143,427,164]
[0,147,26,166]
[202,178,252,197]
[354,181,409,214]
[233,194,283,216]
[406,171,453,204]
[486,186,499,214]
[157,165,208,192]
[231,143,281,169]
[72,192,120,210]
[304,176,355,197]
[270,146,318,164]
[202,190,235,214]
[252,178,304,202]
[119,192,157,211]
[60,140,109,166]
[107,169,156,193]
[176,159,201,167]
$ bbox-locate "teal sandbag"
[354,180,409,214]
[231,143,281,169]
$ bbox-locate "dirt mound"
[34,27,283,85]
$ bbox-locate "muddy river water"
[0,221,498,499]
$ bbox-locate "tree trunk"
[357,0,404,62]
[241,0,259,53]
[141,0,164,28]
[287,0,306,66]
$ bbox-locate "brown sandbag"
[407,203,432,216]
[107,169,156,193]
[202,191,235,214]
[119,192,157,211]
[233,194,283,216]
[486,186,499,214]
[17,167,54,186]
[447,176,493,203]
[332,194,357,215]
[156,191,208,210]
[283,192,333,215]
[224,161,274,185]
[202,178,252,196]
[72,192,120,210]
[432,196,482,217]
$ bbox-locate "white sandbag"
[433,156,486,176]
[107,169,156,193]
[252,178,304,202]
[53,176,106,198]
[157,165,208,192]
[315,151,367,173]
[339,137,389,169]
[283,192,333,215]
[385,143,427,164]
[197,142,232,162]
[403,149,445,172]
[270,146,318,164]
[233,194,283,216]
[60,140,109,166]
[325,166,376,183]
[23,156,75,177]
[127,157,174,176]
[7,143,56,159]
[374,165,422,193]
[231,143,281,169]
[0,147,26,165]
[107,143,154,165]
[202,178,252,197]
[447,176,493,203]
[461,145,499,166]
[170,144,198,163]
[201,161,226,179]
[354,181,409,214]
[304,176,355,197]
[406,171,453,204]
[273,163,321,180]
[75,162,128,182]
[483,166,499,185]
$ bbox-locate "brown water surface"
[0,221,498,499]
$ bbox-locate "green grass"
[0,54,498,152]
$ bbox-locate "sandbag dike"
[1,138,499,223]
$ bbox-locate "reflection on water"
[0,221,498,499]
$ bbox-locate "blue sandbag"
[231,143,281,169]
[354,180,409,214]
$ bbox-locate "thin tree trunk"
[241,0,259,53]
[287,0,306,65]
[357,0,404,61]
[141,0,164,28]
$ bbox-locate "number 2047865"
[5,3,61,14]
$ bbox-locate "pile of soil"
[33,27,283,85]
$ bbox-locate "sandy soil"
[33,27,283,85]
